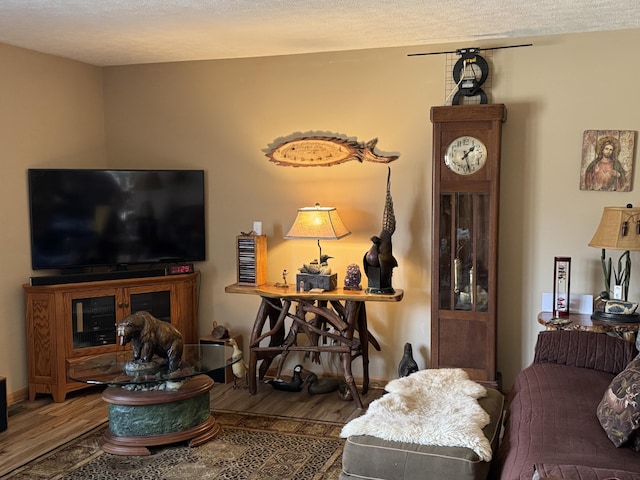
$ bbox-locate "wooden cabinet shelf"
[24,272,199,402]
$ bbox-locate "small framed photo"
[580,130,635,191]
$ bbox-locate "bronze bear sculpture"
[116,311,184,371]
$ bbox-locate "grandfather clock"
[430,104,506,388]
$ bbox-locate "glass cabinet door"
[71,295,117,348]
[438,192,490,312]
[130,290,171,322]
[70,288,172,350]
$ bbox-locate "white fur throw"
[340,368,493,461]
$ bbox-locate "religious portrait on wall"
[580,130,636,192]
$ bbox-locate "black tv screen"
[28,169,206,270]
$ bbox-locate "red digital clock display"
[168,263,194,275]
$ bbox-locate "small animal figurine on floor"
[228,338,248,389]
[211,321,229,339]
[268,364,305,392]
[304,372,340,395]
[398,342,419,378]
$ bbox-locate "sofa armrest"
[535,463,640,480]
[533,330,637,375]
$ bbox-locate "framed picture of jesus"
[580,130,635,192]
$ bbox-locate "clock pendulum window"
[430,104,506,389]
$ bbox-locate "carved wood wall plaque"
[266,135,399,167]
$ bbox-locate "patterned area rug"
[3,411,345,480]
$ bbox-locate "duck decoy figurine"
[337,379,353,401]
[304,372,340,395]
[299,255,333,275]
[398,342,419,378]
[268,364,305,392]
[228,338,248,389]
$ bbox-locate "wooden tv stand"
[23,271,199,402]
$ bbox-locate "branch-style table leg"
[339,300,363,408]
[331,300,380,396]
[248,297,287,395]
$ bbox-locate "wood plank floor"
[0,378,384,478]
[210,377,384,423]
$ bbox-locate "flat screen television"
[28,169,206,271]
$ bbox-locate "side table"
[537,311,640,344]
[225,283,404,408]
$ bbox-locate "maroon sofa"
[490,329,640,480]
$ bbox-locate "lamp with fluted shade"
[589,204,640,321]
[285,203,350,291]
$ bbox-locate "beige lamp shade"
[589,206,640,251]
[285,204,351,240]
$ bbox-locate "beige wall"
[3,28,640,398]
[0,43,105,396]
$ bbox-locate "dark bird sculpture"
[304,372,340,395]
[378,231,397,289]
[364,167,398,293]
[398,342,419,378]
[268,364,305,392]
[364,236,381,270]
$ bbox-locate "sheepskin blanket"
[340,368,493,461]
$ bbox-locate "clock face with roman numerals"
[444,135,487,175]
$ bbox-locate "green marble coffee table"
[68,344,237,455]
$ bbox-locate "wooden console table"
[225,283,404,408]
[538,311,640,343]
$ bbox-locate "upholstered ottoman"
[340,371,504,480]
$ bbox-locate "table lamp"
[589,204,640,321]
[285,203,350,291]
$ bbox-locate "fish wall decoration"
[265,134,399,167]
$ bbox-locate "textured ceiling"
[0,0,639,66]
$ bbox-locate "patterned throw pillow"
[596,356,640,449]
